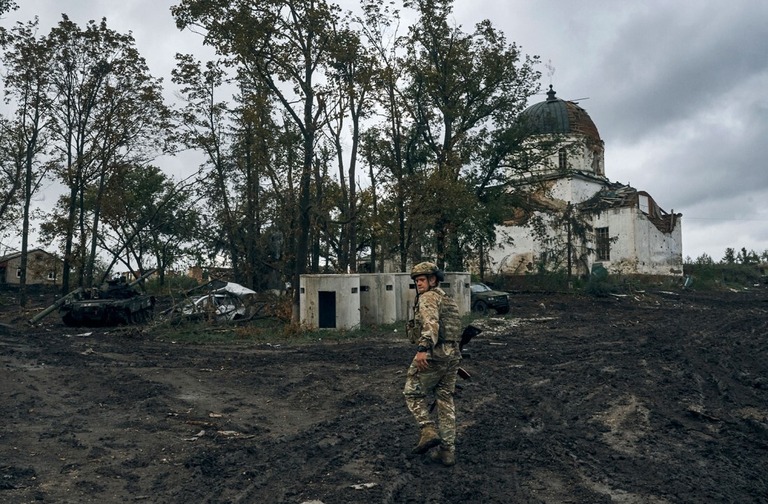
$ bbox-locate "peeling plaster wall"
[513,135,604,180]
[550,177,605,205]
[593,207,637,274]
[490,204,683,278]
[632,211,683,275]
[592,207,683,276]
[488,225,542,275]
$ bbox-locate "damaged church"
[488,86,683,277]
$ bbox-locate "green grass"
[149,313,485,346]
[150,316,407,345]
[683,263,764,291]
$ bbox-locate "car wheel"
[496,306,510,315]
[473,300,488,315]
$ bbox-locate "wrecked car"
[167,281,256,323]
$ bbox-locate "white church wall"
[536,136,603,176]
[491,203,682,278]
[488,224,541,275]
[633,214,684,275]
[591,208,683,276]
[550,177,604,205]
[490,92,681,279]
[591,207,638,274]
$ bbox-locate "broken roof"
[580,182,681,234]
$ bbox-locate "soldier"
[403,261,462,466]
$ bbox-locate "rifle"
[460,324,481,355]
[456,324,481,380]
[429,325,481,412]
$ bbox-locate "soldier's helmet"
[410,261,445,281]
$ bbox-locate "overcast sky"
[4,0,768,262]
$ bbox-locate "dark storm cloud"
[5,0,768,258]
[592,3,768,142]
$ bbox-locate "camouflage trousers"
[403,356,461,450]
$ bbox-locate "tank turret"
[58,270,156,327]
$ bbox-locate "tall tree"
[173,0,343,320]
[45,15,171,293]
[1,19,52,305]
[321,17,378,272]
[0,118,22,233]
[95,164,201,282]
[228,74,294,290]
[356,0,427,272]
[400,0,539,269]
[171,55,243,278]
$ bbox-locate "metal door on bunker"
[318,290,336,328]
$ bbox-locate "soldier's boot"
[412,424,441,454]
[429,447,456,466]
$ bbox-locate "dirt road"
[1,288,767,503]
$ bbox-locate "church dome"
[519,85,601,143]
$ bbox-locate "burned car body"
[168,281,256,323]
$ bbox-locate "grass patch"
[150,316,406,345]
[684,263,764,291]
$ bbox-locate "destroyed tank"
[59,272,156,327]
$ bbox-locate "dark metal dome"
[519,85,601,143]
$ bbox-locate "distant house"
[187,265,234,283]
[0,248,62,286]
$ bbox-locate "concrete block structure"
[300,274,361,330]
[300,272,471,330]
[359,273,397,326]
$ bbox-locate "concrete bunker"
[300,272,471,330]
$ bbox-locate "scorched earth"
[1,287,767,503]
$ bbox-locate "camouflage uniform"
[403,285,462,454]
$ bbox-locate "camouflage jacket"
[410,287,462,360]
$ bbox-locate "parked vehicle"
[470,282,510,315]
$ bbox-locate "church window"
[591,153,603,175]
[558,148,567,170]
[595,227,610,261]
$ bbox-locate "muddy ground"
[1,286,767,503]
